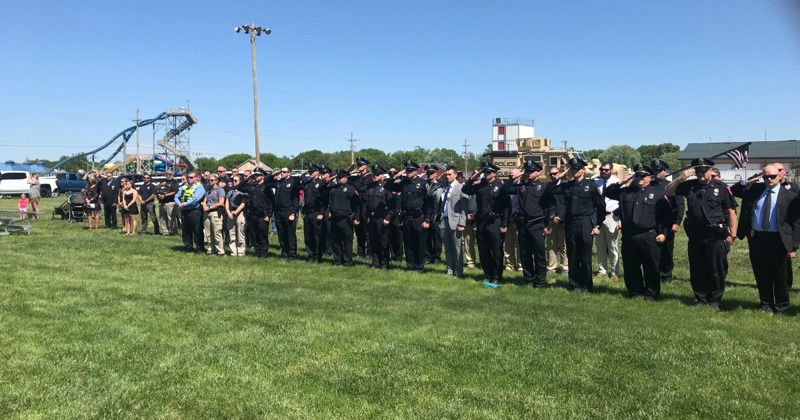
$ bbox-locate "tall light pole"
[235,23,271,170]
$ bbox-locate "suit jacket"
[731,182,800,253]
[431,181,467,230]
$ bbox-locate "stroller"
[52,191,87,222]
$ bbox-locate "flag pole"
[667,141,752,178]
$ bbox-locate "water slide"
[153,154,188,171]
[51,109,197,171]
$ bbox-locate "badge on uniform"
[493,186,499,192]
[380,187,384,192]
[584,185,589,192]
[536,184,542,191]
[343,187,348,192]
[415,183,420,189]
[713,188,719,196]
[315,183,319,188]
[286,183,291,188]
[648,193,654,199]
[785,184,791,190]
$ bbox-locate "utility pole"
[349,132,357,165]
[235,23,271,171]
[463,138,470,173]
[134,109,141,174]
[561,140,568,150]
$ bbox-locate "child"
[19,193,29,220]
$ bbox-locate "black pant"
[354,218,368,257]
[247,212,269,258]
[181,208,204,252]
[565,218,594,291]
[303,214,323,262]
[140,202,159,234]
[103,202,117,228]
[389,218,404,261]
[518,221,547,287]
[331,215,354,266]
[367,217,390,268]
[477,218,505,282]
[621,230,661,299]
[324,216,333,254]
[402,214,427,271]
[426,222,443,263]
[275,211,297,258]
[748,232,791,313]
[687,234,728,305]
[659,230,675,281]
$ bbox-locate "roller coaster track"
[51,109,197,170]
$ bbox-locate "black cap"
[632,164,655,176]
[567,158,588,170]
[523,159,543,173]
[651,159,669,172]
[481,162,500,173]
[308,163,321,173]
[356,157,370,167]
[336,169,350,179]
[405,161,420,171]
[691,157,714,168]
[254,168,266,177]
[372,164,387,176]
[425,164,437,174]
[320,165,333,175]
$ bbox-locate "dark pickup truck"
[56,173,88,194]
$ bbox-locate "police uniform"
[674,158,737,309]
[556,158,606,292]
[605,164,673,300]
[328,170,361,266]
[425,165,443,264]
[387,170,404,262]
[237,170,274,258]
[385,161,433,272]
[503,160,556,288]
[651,159,685,283]
[270,171,301,260]
[301,164,326,263]
[351,157,371,258]
[320,167,337,256]
[175,178,206,253]
[363,165,394,269]
[462,162,510,285]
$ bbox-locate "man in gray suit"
[434,166,469,278]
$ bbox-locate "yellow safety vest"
[180,183,199,203]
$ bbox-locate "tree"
[658,151,681,172]
[217,153,253,170]
[583,149,605,161]
[355,148,390,168]
[194,157,218,172]
[598,145,641,168]
[637,143,681,164]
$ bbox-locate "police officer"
[385,161,433,273]
[425,165,443,264]
[651,159,684,283]
[554,158,606,292]
[301,164,326,263]
[237,169,274,258]
[605,164,673,300]
[387,167,404,262]
[363,165,394,269]
[504,160,555,288]
[328,170,361,267]
[320,166,337,256]
[269,167,301,261]
[175,171,206,253]
[462,162,510,287]
[351,157,371,258]
[666,158,738,310]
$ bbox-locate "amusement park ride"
[52,108,197,174]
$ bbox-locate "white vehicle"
[0,171,59,197]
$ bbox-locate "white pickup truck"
[0,171,59,197]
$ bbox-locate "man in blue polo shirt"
[175,171,206,253]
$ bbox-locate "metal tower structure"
[152,108,198,172]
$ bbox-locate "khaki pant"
[547,223,569,271]
[595,212,620,275]
[463,223,477,268]
[503,221,520,270]
[159,201,177,235]
[227,212,246,256]
[204,211,224,255]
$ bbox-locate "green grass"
[0,197,798,418]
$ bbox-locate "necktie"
[570,182,579,215]
[442,184,451,217]
[761,189,772,231]
[632,190,643,225]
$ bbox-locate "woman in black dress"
[119,179,140,236]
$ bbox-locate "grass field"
[1,197,798,418]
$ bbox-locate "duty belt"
[403,209,422,217]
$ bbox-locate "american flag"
[725,143,749,169]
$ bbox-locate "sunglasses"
[217,170,226,173]
[280,170,290,173]
[763,174,778,180]
[600,168,611,172]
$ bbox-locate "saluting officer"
[237,169,274,258]
[270,167,301,261]
[320,166,337,256]
[605,164,673,300]
[425,165,444,264]
[504,160,556,289]
[328,170,361,267]
[301,164,326,263]
[387,167,404,262]
[651,159,685,284]
[462,162,510,287]
[666,158,738,310]
[363,165,394,269]
[385,161,433,273]
[554,158,606,292]
[351,157,371,259]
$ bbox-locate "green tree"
[217,153,253,170]
[658,151,681,172]
[355,148,390,168]
[583,149,605,161]
[598,145,641,168]
[637,143,681,164]
[194,157,218,172]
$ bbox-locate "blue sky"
[1,0,799,163]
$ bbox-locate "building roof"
[0,161,51,173]
[679,140,800,161]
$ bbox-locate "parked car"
[0,171,59,197]
[56,172,88,194]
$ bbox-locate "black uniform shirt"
[557,178,606,226]
[385,176,432,220]
[605,182,672,235]
[301,176,325,217]
[138,182,157,204]
[237,180,273,217]
[328,183,360,219]
[462,178,510,226]
[653,177,685,226]
[676,179,737,226]
[271,176,301,214]
[504,179,556,226]
[363,180,394,221]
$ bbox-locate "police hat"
[336,169,350,179]
[425,164,437,174]
[372,164,387,176]
[523,159,543,173]
[481,162,500,173]
[356,157,370,167]
[253,168,266,176]
[691,157,714,169]
[567,158,588,171]
[320,165,333,175]
[651,159,669,172]
[308,163,321,173]
[632,164,655,176]
[405,161,420,171]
